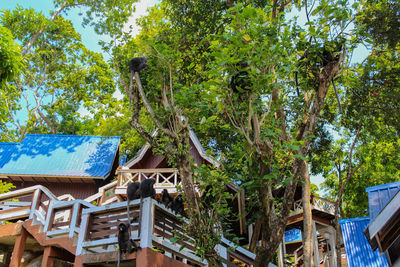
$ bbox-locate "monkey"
[170,194,184,216]
[230,62,252,95]
[294,41,344,112]
[117,222,141,267]
[128,57,148,109]
[126,182,141,237]
[201,185,214,210]
[161,188,173,208]
[137,178,156,237]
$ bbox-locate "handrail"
[0,185,57,202]
[116,168,181,195]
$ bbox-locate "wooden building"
[0,134,121,199]
[365,182,400,266]
[0,132,256,266]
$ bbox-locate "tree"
[0,26,23,138]
[111,1,354,266]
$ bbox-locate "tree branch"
[134,72,176,138]
[21,2,82,55]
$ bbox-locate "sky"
[0,0,365,193]
[0,0,158,53]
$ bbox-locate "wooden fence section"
[76,200,142,255]
[0,186,255,266]
[0,185,56,224]
[84,180,121,206]
[292,195,335,216]
[116,168,181,195]
[44,200,96,239]
[76,198,256,266]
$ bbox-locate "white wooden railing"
[76,198,255,266]
[0,186,255,266]
[292,196,335,215]
[116,168,181,194]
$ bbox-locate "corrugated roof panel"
[366,181,400,220]
[284,229,302,243]
[339,217,388,267]
[0,134,120,178]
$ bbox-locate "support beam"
[9,228,28,267]
[42,247,55,267]
[41,246,75,266]
[278,242,284,267]
[328,227,337,267]
[3,251,11,266]
[312,221,320,267]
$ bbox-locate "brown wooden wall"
[11,181,98,199]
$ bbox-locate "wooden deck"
[0,184,255,266]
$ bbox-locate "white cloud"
[123,0,159,36]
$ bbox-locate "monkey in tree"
[230,61,252,96]
[295,39,345,112]
[128,57,148,109]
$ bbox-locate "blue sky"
[0,0,157,53]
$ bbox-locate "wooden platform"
[0,184,255,267]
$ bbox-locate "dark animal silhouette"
[117,222,141,267]
[230,62,251,94]
[126,182,141,236]
[201,185,214,210]
[128,56,148,109]
[171,194,184,216]
[161,189,173,208]
[138,179,156,237]
[129,57,148,73]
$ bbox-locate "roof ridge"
[25,134,121,139]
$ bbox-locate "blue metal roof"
[339,217,388,267]
[0,134,120,178]
[366,181,400,220]
[284,229,302,243]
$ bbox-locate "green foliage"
[0,26,23,84]
[0,180,15,194]
[356,0,400,48]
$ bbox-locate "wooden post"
[218,244,228,267]
[140,197,154,248]
[329,227,337,267]
[277,242,284,267]
[42,247,55,267]
[43,200,55,233]
[76,213,90,255]
[74,255,84,267]
[312,221,320,267]
[29,189,42,222]
[3,250,11,266]
[69,202,80,238]
[9,228,28,267]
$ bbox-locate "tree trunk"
[334,201,342,267]
[301,160,314,267]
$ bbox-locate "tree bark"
[301,160,314,267]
